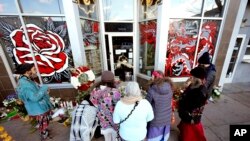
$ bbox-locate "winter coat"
[178,85,207,124]
[16,76,53,116]
[146,82,173,127]
[70,100,98,141]
[204,64,216,98]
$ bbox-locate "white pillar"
[62,0,86,67]
[154,0,170,72]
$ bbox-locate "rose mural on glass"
[0,17,72,83]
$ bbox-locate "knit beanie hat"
[190,67,206,80]
[15,63,34,74]
[198,52,211,64]
[101,71,114,82]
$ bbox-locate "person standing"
[90,71,121,141]
[178,67,208,141]
[198,52,216,101]
[15,63,53,140]
[146,70,173,141]
[113,81,154,141]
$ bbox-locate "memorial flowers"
[70,66,95,102]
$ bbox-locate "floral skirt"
[31,111,51,133]
[178,121,206,141]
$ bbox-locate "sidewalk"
[1,82,250,141]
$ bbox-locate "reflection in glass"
[196,20,221,61]
[78,0,98,20]
[166,19,200,77]
[139,20,156,75]
[0,0,18,14]
[112,36,133,81]
[80,19,102,76]
[102,0,133,21]
[204,0,225,17]
[22,17,73,83]
[139,0,158,20]
[19,0,64,14]
[226,38,242,78]
[0,16,22,73]
[170,0,202,17]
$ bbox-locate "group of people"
[14,52,216,141]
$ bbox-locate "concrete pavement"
[1,82,250,141]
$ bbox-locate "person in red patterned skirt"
[178,67,208,141]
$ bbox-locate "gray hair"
[125,81,141,97]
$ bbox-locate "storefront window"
[169,0,203,17]
[165,0,225,78]
[166,19,200,77]
[102,0,133,21]
[204,0,226,17]
[19,0,64,14]
[139,20,156,76]
[139,0,158,20]
[0,0,74,84]
[0,16,22,73]
[78,0,98,20]
[23,17,73,83]
[196,20,221,61]
[80,19,102,76]
[0,0,18,13]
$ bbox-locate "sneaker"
[41,130,49,140]
[208,97,214,102]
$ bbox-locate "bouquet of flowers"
[70,66,95,102]
[1,93,27,120]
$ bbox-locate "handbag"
[116,101,139,141]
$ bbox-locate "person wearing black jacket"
[198,52,216,101]
[178,67,207,141]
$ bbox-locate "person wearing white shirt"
[113,82,154,141]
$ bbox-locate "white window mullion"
[15,0,44,84]
[98,0,108,70]
[62,0,86,67]
[154,0,170,72]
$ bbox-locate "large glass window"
[139,20,156,75]
[138,1,158,76]
[0,0,18,13]
[19,0,64,14]
[21,17,73,83]
[78,0,98,20]
[0,1,73,84]
[165,0,226,78]
[169,0,203,17]
[80,19,102,76]
[204,0,225,17]
[102,0,133,21]
[139,0,158,20]
[79,0,102,76]
[0,16,22,72]
[166,19,200,77]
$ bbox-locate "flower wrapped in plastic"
[2,93,27,120]
[70,66,95,102]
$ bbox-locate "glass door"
[106,33,134,81]
[224,34,246,83]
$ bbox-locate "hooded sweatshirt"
[146,82,173,127]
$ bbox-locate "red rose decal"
[10,24,68,76]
